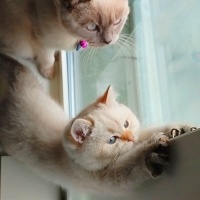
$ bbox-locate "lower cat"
[0,53,196,196]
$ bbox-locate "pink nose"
[120,131,134,142]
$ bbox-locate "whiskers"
[114,34,137,59]
[78,46,97,77]
[77,34,136,79]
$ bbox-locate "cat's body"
[0,53,195,196]
[0,0,130,79]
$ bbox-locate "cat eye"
[124,120,129,129]
[114,18,121,25]
[108,136,118,144]
[86,23,98,31]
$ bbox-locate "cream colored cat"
[0,53,196,196]
[0,0,130,79]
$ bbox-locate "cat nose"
[102,39,112,45]
[120,131,134,142]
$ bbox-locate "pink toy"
[76,40,88,51]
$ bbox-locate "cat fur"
[0,53,195,196]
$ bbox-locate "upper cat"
[0,0,130,78]
[0,53,196,197]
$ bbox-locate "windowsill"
[1,156,61,200]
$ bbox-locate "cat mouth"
[89,43,112,48]
[88,41,114,48]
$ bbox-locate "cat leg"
[110,124,196,185]
[36,49,56,79]
[105,132,170,187]
[133,124,197,178]
[139,124,197,142]
[144,132,170,178]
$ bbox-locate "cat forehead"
[90,104,135,124]
[93,0,129,17]
[72,0,129,24]
[93,0,129,10]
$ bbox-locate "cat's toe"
[146,151,169,178]
[168,125,198,138]
[190,127,198,131]
[151,132,169,147]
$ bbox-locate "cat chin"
[89,39,118,47]
[89,43,113,48]
[89,44,106,48]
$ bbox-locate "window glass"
[134,0,200,125]
[66,0,200,127]
[65,1,200,198]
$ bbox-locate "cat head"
[55,0,130,47]
[63,86,140,171]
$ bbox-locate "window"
[133,0,200,126]
[61,0,200,199]
[63,0,200,126]
[63,1,138,118]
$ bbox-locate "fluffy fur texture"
[0,0,130,78]
[0,53,196,196]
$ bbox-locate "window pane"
[134,0,200,126]
[67,0,200,127]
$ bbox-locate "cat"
[0,0,130,79]
[0,53,196,196]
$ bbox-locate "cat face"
[63,86,140,171]
[58,0,130,47]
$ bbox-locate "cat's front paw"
[165,124,197,138]
[146,150,169,178]
[149,132,169,147]
[146,132,170,178]
[39,67,55,79]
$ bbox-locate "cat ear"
[97,86,118,105]
[71,119,92,144]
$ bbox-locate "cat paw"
[39,67,55,79]
[145,125,198,178]
[149,132,169,147]
[146,150,169,178]
[165,124,197,139]
[146,132,170,178]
